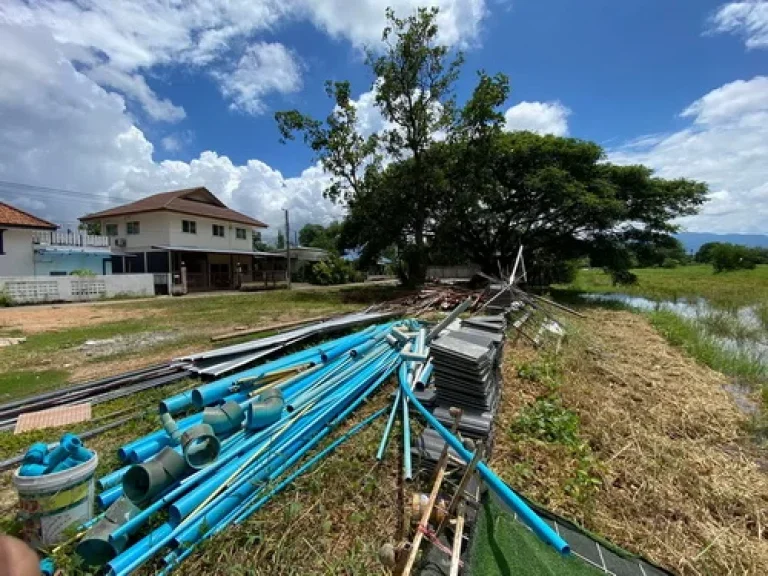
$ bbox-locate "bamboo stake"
[449,502,466,576]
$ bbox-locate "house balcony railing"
[32,231,111,248]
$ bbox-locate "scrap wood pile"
[18,297,577,575]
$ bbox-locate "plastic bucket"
[13,453,99,548]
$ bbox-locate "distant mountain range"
[676,232,768,254]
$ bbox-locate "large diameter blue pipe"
[97,485,123,510]
[399,378,571,555]
[159,391,194,414]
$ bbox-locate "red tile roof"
[0,202,57,230]
[80,187,268,228]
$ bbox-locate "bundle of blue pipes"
[66,316,568,574]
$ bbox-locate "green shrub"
[661,257,680,269]
[711,244,758,273]
[510,397,580,446]
[307,255,364,285]
[70,268,97,277]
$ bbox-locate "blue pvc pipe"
[399,378,571,555]
[173,361,398,554]
[159,391,194,414]
[97,485,123,510]
[175,354,397,542]
[376,388,401,460]
[107,523,173,575]
[106,327,401,574]
[233,407,388,526]
[97,464,131,491]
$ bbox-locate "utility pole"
[283,208,291,289]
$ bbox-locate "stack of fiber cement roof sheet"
[413,316,508,470]
[431,329,501,413]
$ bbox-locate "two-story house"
[80,187,273,290]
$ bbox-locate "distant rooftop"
[80,187,267,228]
[0,201,57,230]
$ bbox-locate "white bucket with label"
[13,454,99,548]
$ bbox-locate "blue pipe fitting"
[39,558,54,576]
[61,433,93,461]
[123,446,189,506]
[76,496,141,567]
[24,442,49,465]
[245,389,284,430]
[203,401,245,435]
[180,423,221,469]
[19,463,47,477]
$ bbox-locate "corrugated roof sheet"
[0,202,57,230]
[80,187,267,228]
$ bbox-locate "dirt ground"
[0,303,163,334]
[493,308,768,575]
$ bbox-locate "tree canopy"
[298,222,343,254]
[276,7,709,286]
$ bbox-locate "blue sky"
[0,0,766,237]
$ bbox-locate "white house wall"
[167,214,253,251]
[0,229,36,276]
[98,212,255,252]
[99,212,171,251]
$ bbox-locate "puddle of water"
[581,293,768,369]
[581,293,768,418]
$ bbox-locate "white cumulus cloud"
[214,43,303,115]
[0,0,487,120]
[611,76,768,234]
[709,1,768,49]
[504,101,571,136]
[0,25,341,235]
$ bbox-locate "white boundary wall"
[0,274,156,304]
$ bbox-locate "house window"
[105,224,118,237]
[236,228,247,240]
[182,220,197,234]
[212,224,225,237]
[126,221,140,235]
[0,230,4,255]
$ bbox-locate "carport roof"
[151,245,285,258]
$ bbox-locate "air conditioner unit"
[114,238,127,248]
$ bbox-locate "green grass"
[561,264,768,307]
[0,286,408,399]
[0,370,71,403]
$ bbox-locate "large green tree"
[433,130,707,280]
[277,7,708,286]
[277,7,462,285]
